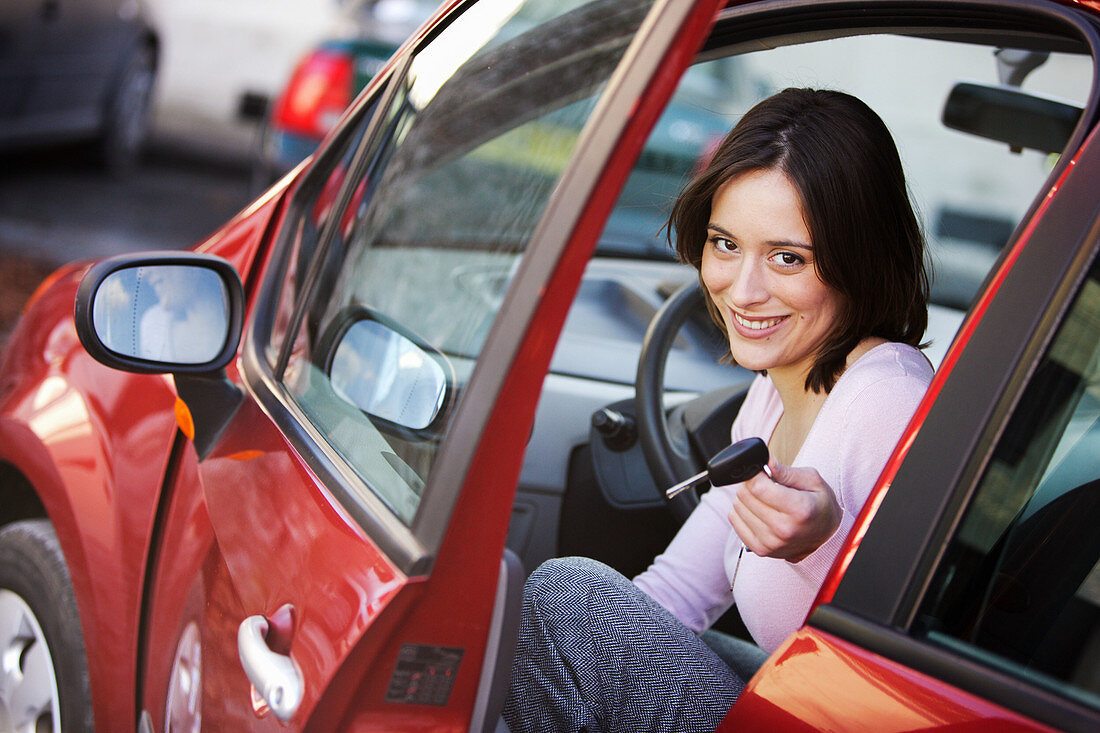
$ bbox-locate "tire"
[97,43,156,173]
[0,519,93,733]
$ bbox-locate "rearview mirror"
[943,82,1082,154]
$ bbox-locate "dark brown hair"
[669,88,928,393]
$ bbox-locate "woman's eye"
[710,236,736,253]
[773,252,804,267]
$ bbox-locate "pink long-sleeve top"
[634,342,933,653]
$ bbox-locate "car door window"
[635,30,1089,368]
[273,0,657,525]
[915,254,1100,707]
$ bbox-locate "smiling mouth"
[733,312,786,331]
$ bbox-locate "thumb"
[766,459,822,492]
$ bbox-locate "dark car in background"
[0,0,159,170]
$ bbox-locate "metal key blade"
[665,469,708,499]
[664,437,771,500]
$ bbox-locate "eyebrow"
[707,223,813,252]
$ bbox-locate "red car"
[1,0,1099,731]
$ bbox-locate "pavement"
[0,126,257,263]
[0,122,258,351]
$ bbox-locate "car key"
[665,437,771,499]
[664,437,771,591]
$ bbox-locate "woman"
[503,88,933,732]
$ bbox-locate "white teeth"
[734,313,782,330]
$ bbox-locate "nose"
[726,257,769,308]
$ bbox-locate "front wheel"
[0,519,93,733]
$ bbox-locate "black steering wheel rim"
[636,281,709,522]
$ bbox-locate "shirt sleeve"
[791,370,930,586]
[633,376,769,632]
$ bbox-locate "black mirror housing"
[943,82,1082,155]
[314,305,454,440]
[74,252,245,375]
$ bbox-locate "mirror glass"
[330,320,447,431]
[92,265,230,364]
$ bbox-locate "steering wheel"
[635,282,711,523]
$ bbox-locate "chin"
[728,351,774,373]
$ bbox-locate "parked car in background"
[143,0,345,165]
[253,0,439,186]
[0,0,1099,731]
[0,0,159,170]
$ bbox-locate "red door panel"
[193,395,409,728]
[140,387,411,730]
[140,452,263,731]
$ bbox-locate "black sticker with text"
[384,644,464,706]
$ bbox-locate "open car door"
[134,0,725,730]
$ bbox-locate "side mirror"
[942,82,1082,155]
[316,306,451,436]
[75,252,245,374]
[75,252,247,460]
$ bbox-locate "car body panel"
[0,265,178,730]
[160,394,412,730]
[727,628,1058,732]
[0,186,286,730]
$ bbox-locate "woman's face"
[700,168,844,385]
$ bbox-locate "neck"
[771,336,887,406]
[769,363,826,428]
[767,337,887,463]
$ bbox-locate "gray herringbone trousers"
[503,557,744,733]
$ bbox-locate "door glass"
[280,0,657,524]
[266,96,379,368]
[592,31,1091,382]
[916,255,1100,708]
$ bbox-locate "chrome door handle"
[237,615,304,722]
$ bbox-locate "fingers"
[739,467,821,523]
[727,502,774,556]
[727,462,840,560]
[729,484,812,556]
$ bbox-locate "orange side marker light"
[174,398,195,441]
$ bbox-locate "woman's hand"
[727,460,841,562]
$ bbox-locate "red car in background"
[252,0,439,187]
[1,0,1099,731]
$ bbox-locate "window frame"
[243,49,431,573]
